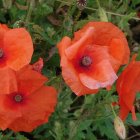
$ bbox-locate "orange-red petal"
[0,67,17,94]
[73,22,130,65]
[17,65,47,94]
[0,24,9,46]
[79,60,117,89]
[117,55,140,121]
[65,27,95,60]
[4,28,33,71]
[8,86,57,132]
[57,36,98,96]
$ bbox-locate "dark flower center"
[81,56,92,67]
[0,48,4,58]
[14,94,23,103]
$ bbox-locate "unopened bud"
[32,58,44,73]
[114,116,126,140]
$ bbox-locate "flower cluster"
[0,24,57,132]
[1,20,138,133]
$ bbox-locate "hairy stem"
[56,0,140,21]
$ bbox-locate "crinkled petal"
[9,86,57,132]
[4,28,33,71]
[0,112,19,130]
[74,22,130,64]
[0,24,9,45]
[62,59,98,96]
[0,94,21,130]
[109,39,125,63]
[17,66,47,94]
[57,36,71,57]
[79,60,117,89]
[117,55,140,121]
[58,37,98,95]
[119,64,140,109]
[0,67,17,94]
[119,99,130,121]
[65,27,95,60]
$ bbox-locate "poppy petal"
[65,27,95,60]
[62,60,98,96]
[117,55,140,121]
[74,22,130,64]
[4,28,33,71]
[0,24,9,46]
[21,86,57,121]
[57,36,71,57]
[119,64,140,109]
[17,66,47,94]
[0,94,21,130]
[119,100,130,121]
[79,69,117,89]
[0,67,17,94]
[79,60,117,89]
[9,86,57,132]
[0,112,18,130]
[57,36,72,67]
[109,38,125,64]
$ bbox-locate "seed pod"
[76,0,87,10]
[114,116,126,140]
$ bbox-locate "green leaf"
[131,0,140,7]
[127,113,140,126]
[78,120,93,131]
[74,20,90,30]
[119,12,136,30]
[16,133,29,140]
[93,119,119,140]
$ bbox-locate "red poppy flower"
[57,22,130,96]
[0,66,57,132]
[0,24,33,71]
[117,55,140,121]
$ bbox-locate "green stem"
[95,0,101,8]
[74,10,82,22]
[111,104,117,117]
[56,0,140,21]
[25,0,35,23]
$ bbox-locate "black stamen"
[14,94,23,103]
[81,56,92,67]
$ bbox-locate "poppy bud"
[32,58,44,73]
[114,116,126,140]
